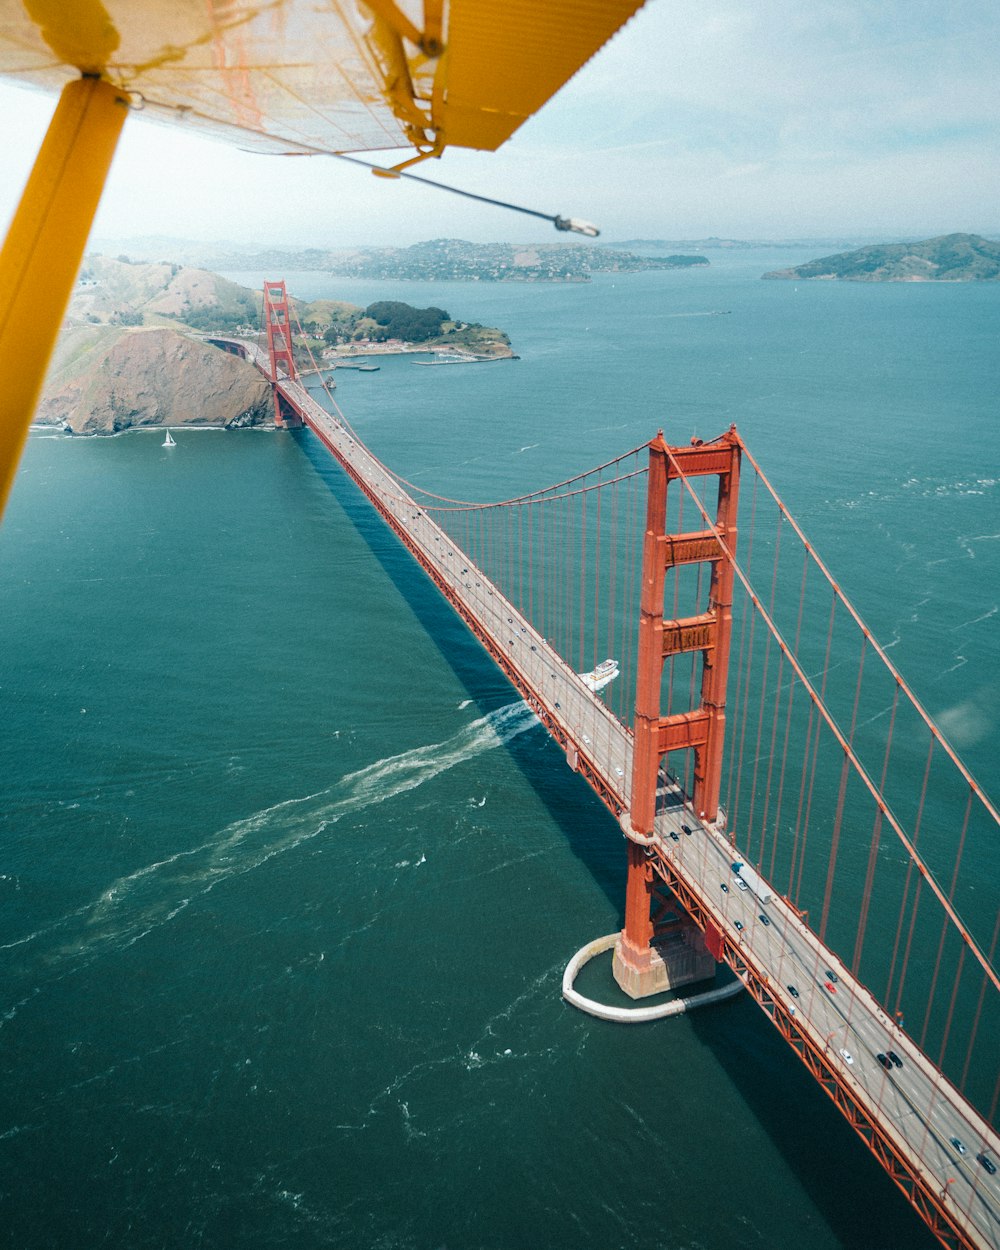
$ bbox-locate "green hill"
[762,233,1000,282]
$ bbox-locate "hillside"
[74,255,258,329]
[761,233,1000,282]
[40,327,272,435]
[38,257,271,434]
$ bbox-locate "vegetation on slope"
[762,233,1000,282]
[294,297,511,356]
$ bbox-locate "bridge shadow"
[291,428,628,913]
[685,997,941,1249]
[294,430,942,1250]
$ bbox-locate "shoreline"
[298,342,518,376]
[325,342,515,360]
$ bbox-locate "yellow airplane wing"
[1,0,646,159]
[0,0,647,515]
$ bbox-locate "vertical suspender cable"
[892,739,936,1015]
[852,683,900,976]
[920,787,974,1050]
[819,636,867,942]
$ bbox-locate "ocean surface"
[2,250,997,1248]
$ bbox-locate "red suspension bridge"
[209,282,1000,1250]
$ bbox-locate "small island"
[36,257,513,435]
[762,233,1000,282]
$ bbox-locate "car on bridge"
[951,1137,967,1155]
[787,985,800,998]
[979,1153,997,1175]
[876,1053,893,1070]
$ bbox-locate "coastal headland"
[36,258,514,435]
[762,232,1000,282]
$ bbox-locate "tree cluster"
[363,301,450,342]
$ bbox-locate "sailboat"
[163,430,176,447]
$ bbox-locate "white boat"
[163,430,176,447]
[579,658,620,693]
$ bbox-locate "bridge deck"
[228,342,999,1250]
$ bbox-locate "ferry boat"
[579,658,619,693]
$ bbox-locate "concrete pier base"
[612,918,717,999]
[562,932,743,1023]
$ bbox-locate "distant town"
[96,237,710,284]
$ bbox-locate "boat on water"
[579,658,619,693]
[162,430,176,447]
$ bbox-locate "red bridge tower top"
[263,280,297,385]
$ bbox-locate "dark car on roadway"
[759,913,771,926]
[978,1154,997,1175]
[787,985,800,998]
[887,1051,903,1068]
[876,1053,892,1070]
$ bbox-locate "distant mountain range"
[761,233,1000,282]
[94,237,709,282]
[606,237,863,251]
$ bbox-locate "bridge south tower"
[614,429,741,998]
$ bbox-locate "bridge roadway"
[232,346,1000,1249]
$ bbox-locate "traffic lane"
[749,904,1000,1234]
[678,833,999,1201]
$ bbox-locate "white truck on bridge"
[732,860,773,905]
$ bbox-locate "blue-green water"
[2,252,997,1248]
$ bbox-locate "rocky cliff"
[38,326,272,435]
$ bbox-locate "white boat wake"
[2,701,540,1005]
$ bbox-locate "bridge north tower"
[614,428,741,997]
[263,280,303,428]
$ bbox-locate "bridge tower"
[614,428,741,997]
[262,280,302,427]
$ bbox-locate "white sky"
[1,0,997,248]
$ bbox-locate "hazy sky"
[0,0,997,248]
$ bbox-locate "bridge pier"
[613,914,716,998]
